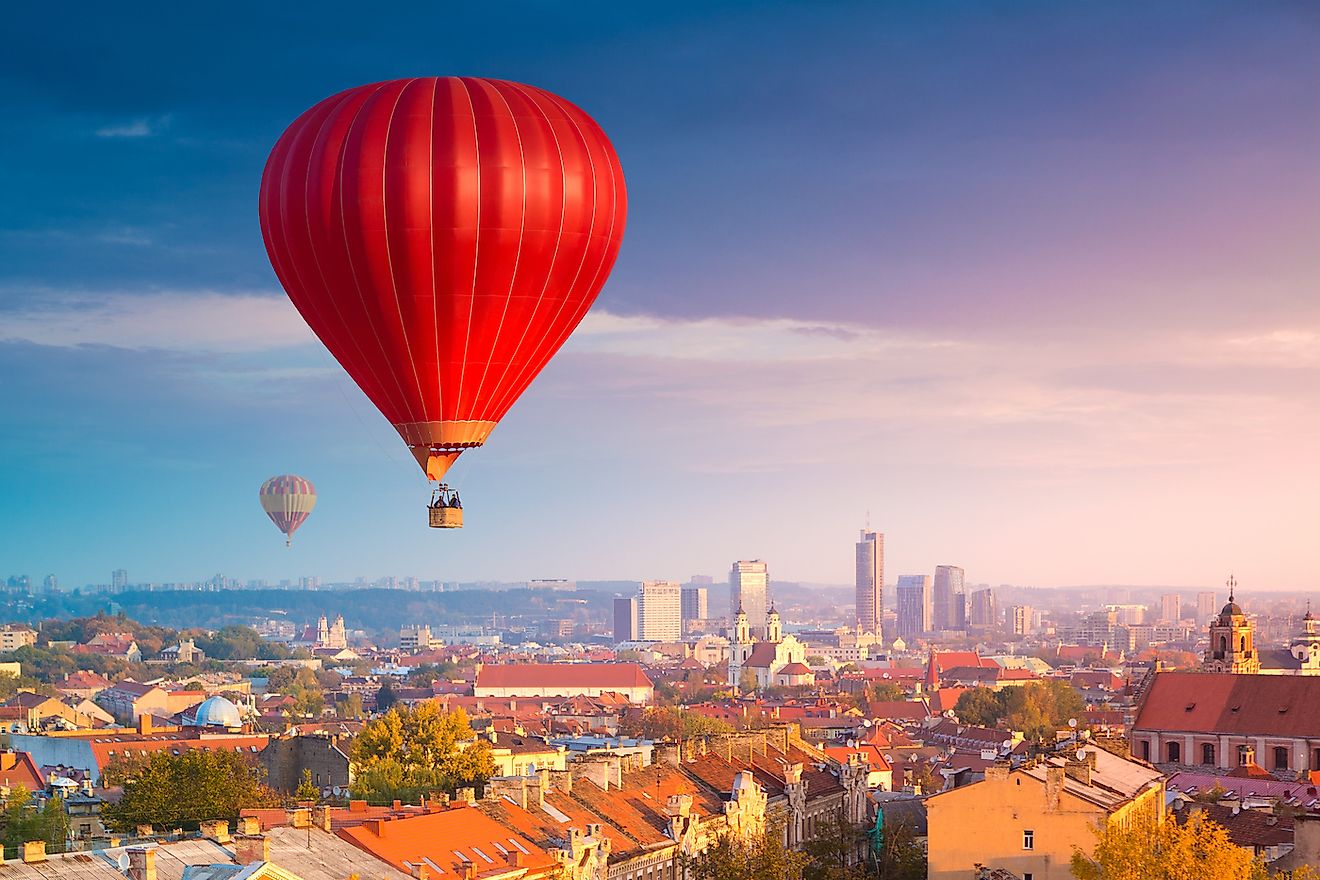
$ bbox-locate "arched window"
[1274,746,1290,770]
[1167,741,1181,763]
[1241,635,1247,653]
[1219,636,1227,653]
[1202,743,1215,765]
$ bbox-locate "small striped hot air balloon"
[259,475,316,546]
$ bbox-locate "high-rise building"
[638,581,682,641]
[932,565,965,631]
[855,531,883,636]
[969,587,998,629]
[730,561,769,640]
[112,569,128,590]
[1011,605,1034,636]
[681,586,708,625]
[42,574,58,593]
[1160,593,1182,624]
[1196,591,1217,622]
[613,596,638,643]
[896,575,933,639]
[951,591,967,630]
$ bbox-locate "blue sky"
[2,2,1319,590]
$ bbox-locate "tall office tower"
[613,596,638,643]
[42,574,58,594]
[932,565,965,631]
[1196,591,1217,622]
[1160,593,1182,624]
[681,586,709,625]
[638,581,682,641]
[1011,605,1034,636]
[895,575,933,639]
[111,569,128,591]
[730,561,769,639]
[951,591,968,630]
[855,530,883,636]
[969,587,998,628]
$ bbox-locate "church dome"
[190,695,242,729]
[1220,600,1243,619]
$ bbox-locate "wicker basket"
[429,506,464,529]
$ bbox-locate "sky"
[2,1,1319,591]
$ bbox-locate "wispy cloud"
[0,290,313,352]
[95,115,171,138]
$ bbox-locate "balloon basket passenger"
[428,484,463,529]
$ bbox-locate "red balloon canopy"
[259,77,627,479]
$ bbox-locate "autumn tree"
[620,706,734,740]
[868,683,905,703]
[0,788,69,858]
[802,809,867,880]
[336,693,364,719]
[294,769,319,803]
[101,750,284,831]
[682,817,808,880]
[1071,809,1271,880]
[349,703,492,804]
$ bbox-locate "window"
[1167,741,1181,763]
[1025,875,1033,880]
[1023,829,1034,850]
[1275,746,1290,770]
[1220,636,1227,654]
[1202,743,1215,765]
[1241,636,1247,653]
[1313,748,1320,771]
[1140,740,1150,761]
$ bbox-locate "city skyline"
[5,3,1320,589]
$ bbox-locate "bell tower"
[1203,576,1259,674]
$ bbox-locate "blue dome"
[191,695,242,728]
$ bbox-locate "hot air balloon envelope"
[258,76,627,525]
[259,475,316,546]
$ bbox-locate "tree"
[376,681,398,712]
[870,813,926,880]
[100,750,284,831]
[619,707,734,740]
[738,668,759,695]
[1071,809,1268,880]
[294,769,319,803]
[803,809,866,880]
[0,787,69,859]
[868,682,905,703]
[954,687,1003,727]
[337,693,364,719]
[683,818,808,880]
[349,703,492,804]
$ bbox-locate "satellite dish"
[862,719,873,728]
[1068,718,1078,728]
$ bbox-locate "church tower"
[1203,576,1259,674]
[767,605,782,643]
[728,606,754,688]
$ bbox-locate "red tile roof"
[1134,672,1320,738]
[337,805,555,878]
[476,663,652,690]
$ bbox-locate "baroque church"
[1202,578,1320,676]
[727,605,816,691]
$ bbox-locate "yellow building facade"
[926,746,1164,880]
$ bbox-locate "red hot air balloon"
[259,77,627,528]
[259,475,317,546]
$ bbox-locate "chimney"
[1045,766,1064,812]
[506,851,525,868]
[0,752,17,771]
[136,824,155,838]
[234,835,271,864]
[288,808,312,829]
[392,800,402,811]
[22,841,47,865]
[456,787,476,805]
[200,820,231,844]
[463,863,477,880]
[313,805,332,831]
[411,864,430,880]
[236,816,261,835]
[1064,759,1092,787]
[139,714,154,735]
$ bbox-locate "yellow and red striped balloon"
[259,474,316,546]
